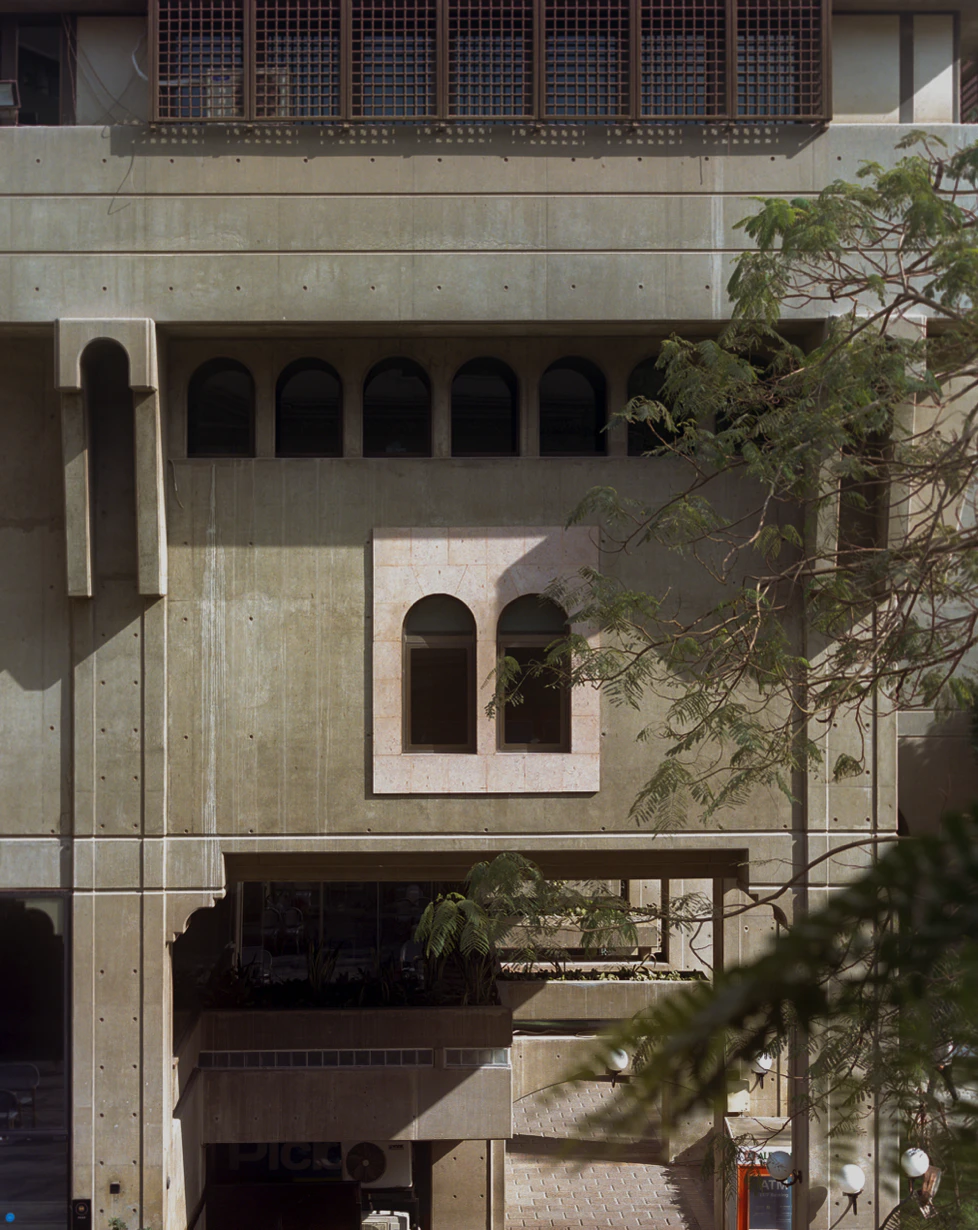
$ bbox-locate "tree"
[500,132,978,1224]
[534,131,978,829]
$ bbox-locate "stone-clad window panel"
[372,526,600,794]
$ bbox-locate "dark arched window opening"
[451,357,519,457]
[363,358,431,458]
[497,595,570,752]
[539,358,606,456]
[403,595,476,751]
[275,359,343,457]
[187,358,255,458]
[627,357,678,455]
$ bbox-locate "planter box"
[497,977,696,1021]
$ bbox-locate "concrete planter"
[496,977,698,1021]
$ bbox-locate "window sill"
[374,752,599,795]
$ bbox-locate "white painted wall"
[833,14,901,123]
[914,13,956,124]
[75,17,150,126]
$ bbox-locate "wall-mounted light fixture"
[839,1164,866,1215]
[606,1048,629,1087]
[766,1151,803,1187]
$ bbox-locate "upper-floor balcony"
[0,0,974,131]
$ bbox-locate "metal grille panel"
[351,0,437,119]
[151,0,829,124]
[641,0,725,120]
[737,0,824,121]
[448,0,534,120]
[156,0,245,120]
[544,0,629,120]
[254,1,341,120]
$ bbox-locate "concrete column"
[61,390,93,598]
[431,368,451,458]
[605,366,628,457]
[134,389,168,597]
[430,1139,491,1229]
[342,360,363,458]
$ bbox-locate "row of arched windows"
[187,354,666,459]
[403,593,569,753]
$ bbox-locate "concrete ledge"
[498,977,697,1021]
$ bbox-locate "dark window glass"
[497,596,569,752]
[254,2,341,121]
[0,895,69,1230]
[363,358,431,458]
[351,0,437,118]
[448,1,533,119]
[539,358,606,456]
[17,24,62,126]
[451,358,519,456]
[156,1,244,120]
[404,595,475,751]
[627,357,678,455]
[276,359,342,457]
[544,2,628,119]
[187,358,255,458]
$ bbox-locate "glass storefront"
[0,894,69,1230]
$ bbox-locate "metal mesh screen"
[152,0,828,124]
[156,0,245,120]
[544,0,629,120]
[254,0,341,120]
[737,0,824,121]
[448,0,534,120]
[351,0,437,119]
[641,0,726,120]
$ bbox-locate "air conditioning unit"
[343,1140,412,1189]
[362,1215,410,1230]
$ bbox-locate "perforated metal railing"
[150,0,830,124]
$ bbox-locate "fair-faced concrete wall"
[833,16,902,122]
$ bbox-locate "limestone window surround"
[372,526,600,794]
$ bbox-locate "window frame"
[149,0,831,125]
[186,356,256,459]
[496,631,571,754]
[275,357,344,458]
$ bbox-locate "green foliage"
[413,852,707,1003]
[545,133,978,830]
[579,807,978,1226]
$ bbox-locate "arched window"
[275,359,343,457]
[363,358,431,458]
[187,358,255,458]
[626,357,676,456]
[539,358,606,456]
[403,595,476,751]
[497,595,569,752]
[451,357,519,456]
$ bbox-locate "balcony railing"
[150,0,830,125]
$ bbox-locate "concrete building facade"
[0,3,973,1229]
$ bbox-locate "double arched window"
[276,359,343,457]
[497,596,569,751]
[187,358,255,457]
[403,595,476,751]
[363,358,432,457]
[539,358,606,456]
[451,357,519,456]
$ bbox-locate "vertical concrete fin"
[55,318,166,596]
[134,389,168,596]
[61,389,93,598]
